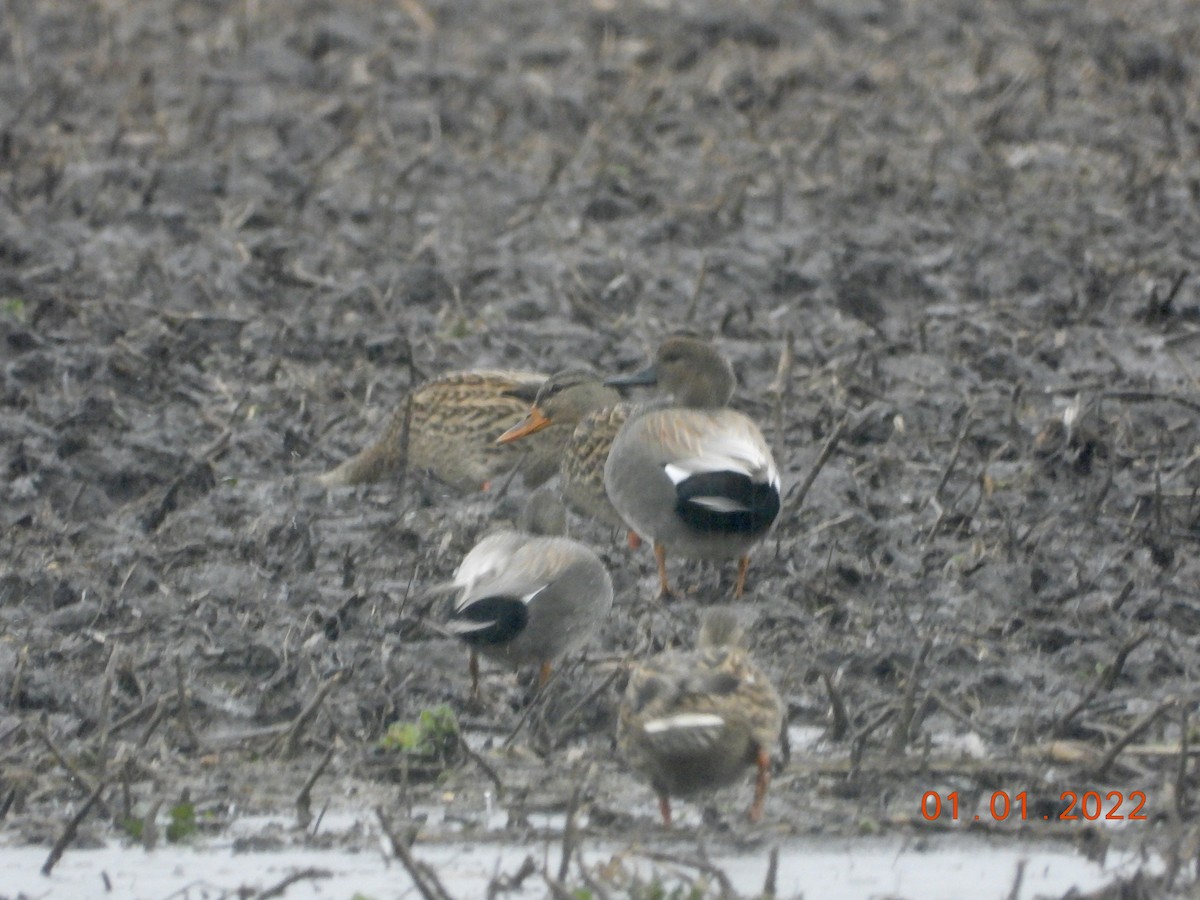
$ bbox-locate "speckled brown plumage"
[497,370,634,533]
[318,370,566,491]
[617,610,783,826]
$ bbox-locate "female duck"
[618,610,784,826]
[603,337,781,598]
[496,370,638,542]
[319,370,564,491]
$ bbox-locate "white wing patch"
[663,434,780,489]
[444,617,498,635]
[685,495,753,513]
[643,713,726,734]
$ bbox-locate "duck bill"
[604,364,659,389]
[497,407,552,444]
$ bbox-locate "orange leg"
[654,542,673,598]
[733,555,751,599]
[627,530,642,551]
[748,746,771,823]
[657,792,673,828]
[537,660,553,688]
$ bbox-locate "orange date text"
[920,790,1147,822]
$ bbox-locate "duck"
[618,609,784,826]
[602,336,781,598]
[495,370,639,544]
[441,489,614,698]
[318,370,565,491]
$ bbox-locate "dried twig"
[887,639,932,755]
[637,849,737,900]
[41,777,108,876]
[486,856,536,899]
[558,775,589,882]
[273,672,346,758]
[256,868,333,899]
[175,655,200,749]
[1100,632,1151,691]
[768,331,795,466]
[1175,704,1189,822]
[296,743,337,829]
[459,739,505,800]
[375,806,456,900]
[762,846,779,898]
[1056,632,1151,735]
[786,415,847,516]
[821,671,850,742]
[1093,698,1176,779]
[37,726,113,819]
[1004,859,1026,900]
[684,254,709,322]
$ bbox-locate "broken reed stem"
[136,697,169,749]
[37,726,113,819]
[821,671,850,742]
[850,707,897,779]
[1175,704,1189,822]
[1055,632,1151,735]
[257,867,334,899]
[788,415,847,516]
[486,856,536,897]
[503,666,562,748]
[8,646,27,708]
[554,662,626,747]
[1004,859,1026,900]
[458,739,505,800]
[683,253,709,322]
[375,806,455,900]
[557,772,591,883]
[1093,698,1176,779]
[763,846,779,898]
[41,777,108,876]
[97,646,119,770]
[175,655,200,749]
[768,330,795,465]
[637,849,737,900]
[296,742,337,829]
[932,412,974,505]
[887,639,932,756]
[1100,632,1150,691]
[275,672,346,758]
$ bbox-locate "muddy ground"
[2,0,1200,896]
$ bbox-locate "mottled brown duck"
[495,370,639,543]
[618,609,783,826]
[318,370,565,491]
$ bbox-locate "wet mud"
[2,0,1199,896]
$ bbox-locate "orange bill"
[496,406,552,444]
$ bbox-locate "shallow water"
[1,817,1157,900]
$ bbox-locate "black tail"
[674,472,780,536]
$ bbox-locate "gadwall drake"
[318,370,564,491]
[618,609,783,826]
[495,370,639,543]
[442,490,613,698]
[603,337,781,598]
